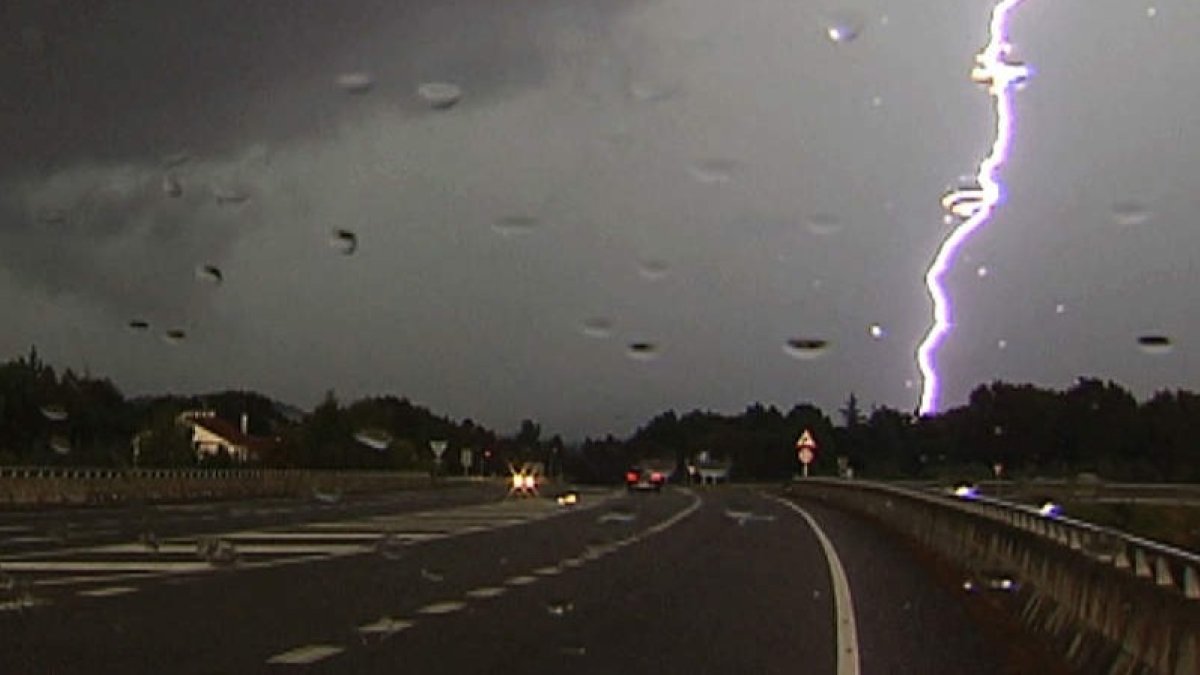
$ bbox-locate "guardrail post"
[1154,557,1174,588]
[1185,567,1200,600]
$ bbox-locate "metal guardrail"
[793,479,1200,675]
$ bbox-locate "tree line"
[1,348,1196,481]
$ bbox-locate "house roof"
[188,415,279,451]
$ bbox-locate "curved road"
[0,485,1063,673]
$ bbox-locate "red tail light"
[625,471,639,483]
[650,472,664,483]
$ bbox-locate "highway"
[0,484,1066,674]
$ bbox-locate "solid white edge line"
[769,496,861,675]
[266,644,345,665]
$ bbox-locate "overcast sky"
[1,0,1197,437]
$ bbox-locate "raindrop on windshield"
[976,266,989,278]
[626,342,661,362]
[330,229,358,255]
[40,405,68,422]
[336,72,375,94]
[354,429,392,451]
[868,324,885,339]
[581,317,614,339]
[687,159,737,185]
[1055,303,1066,314]
[807,213,842,236]
[1112,201,1150,226]
[824,10,865,44]
[1137,335,1173,355]
[312,487,343,504]
[49,436,71,455]
[637,259,670,281]
[417,82,463,110]
[163,329,187,345]
[783,338,829,360]
[196,265,223,285]
[162,174,182,198]
[997,339,1008,350]
[492,215,539,237]
[375,533,406,560]
[128,319,150,331]
[213,186,249,206]
[545,599,575,617]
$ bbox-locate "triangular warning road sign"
[796,430,818,451]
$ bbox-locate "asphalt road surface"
[0,484,1062,674]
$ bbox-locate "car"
[625,467,665,492]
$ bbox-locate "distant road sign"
[796,430,818,452]
[799,447,815,465]
[460,449,473,468]
[430,440,448,461]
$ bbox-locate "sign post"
[796,430,818,478]
[430,440,447,481]
[460,448,473,476]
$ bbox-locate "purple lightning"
[916,0,1031,415]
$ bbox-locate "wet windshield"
[1,1,1196,673]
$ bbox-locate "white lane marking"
[222,531,386,541]
[88,542,368,556]
[0,525,33,534]
[3,536,55,545]
[533,566,561,576]
[505,575,538,586]
[560,558,584,568]
[769,496,861,675]
[418,600,466,615]
[357,617,413,635]
[0,561,211,573]
[465,586,507,599]
[77,586,137,598]
[267,644,345,665]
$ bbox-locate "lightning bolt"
[916,0,1031,415]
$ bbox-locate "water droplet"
[196,265,223,285]
[49,436,71,455]
[976,266,989,278]
[997,339,1008,350]
[629,81,674,102]
[870,95,883,108]
[626,342,661,361]
[197,537,239,566]
[213,186,249,206]
[637,259,670,281]
[336,72,375,94]
[162,152,191,169]
[1146,6,1158,18]
[40,405,68,422]
[492,215,539,237]
[806,213,842,236]
[330,229,358,255]
[824,10,865,44]
[417,82,463,110]
[1112,201,1150,226]
[162,174,182,198]
[36,209,67,225]
[1137,334,1173,355]
[140,530,160,553]
[163,329,187,344]
[868,324,885,339]
[128,319,150,331]
[687,159,738,184]
[420,567,445,583]
[312,487,343,504]
[1055,303,1066,314]
[354,429,392,451]
[546,599,575,617]
[581,317,614,339]
[375,533,406,560]
[904,379,915,390]
[783,338,829,360]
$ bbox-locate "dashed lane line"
[266,644,345,665]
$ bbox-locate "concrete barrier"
[0,466,479,506]
[790,479,1200,675]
